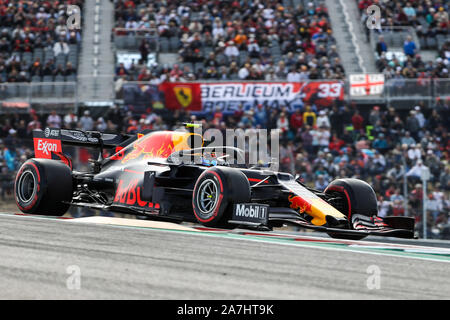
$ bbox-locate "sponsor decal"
[232,203,269,224]
[33,138,62,159]
[120,131,198,164]
[158,82,202,111]
[288,195,311,214]
[288,194,346,226]
[235,204,267,219]
[61,130,99,143]
[174,86,193,108]
[44,128,60,138]
[122,132,174,163]
[113,179,159,209]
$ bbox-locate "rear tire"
[192,167,250,227]
[15,159,73,216]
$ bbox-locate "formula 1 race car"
[14,126,415,240]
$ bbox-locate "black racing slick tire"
[324,178,378,219]
[324,178,378,240]
[15,159,73,216]
[192,167,251,227]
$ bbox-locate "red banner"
[158,81,344,112]
[158,82,203,111]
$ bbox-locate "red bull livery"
[13,126,415,240]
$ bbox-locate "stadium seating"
[0,0,83,84]
[113,0,345,81]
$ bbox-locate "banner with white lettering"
[158,81,344,113]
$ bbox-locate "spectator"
[403,36,417,58]
[316,110,330,128]
[376,35,388,57]
[351,110,364,133]
[64,112,78,129]
[80,110,94,131]
[224,41,239,60]
[53,40,70,57]
[47,110,62,128]
[303,106,316,127]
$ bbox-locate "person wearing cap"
[408,143,422,161]
[316,110,330,128]
[435,7,449,26]
[224,40,239,58]
[80,110,94,131]
[407,159,429,183]
[414,106,425,128]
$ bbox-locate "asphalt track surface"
[0,212,449,300]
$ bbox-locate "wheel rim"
[17,170,37,204]
[196,179,219,216]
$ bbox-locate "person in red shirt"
[351,109,364,133]
[290,109,303,132]
[124,1,136,9]
[328,133,345,155]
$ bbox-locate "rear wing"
[33,128,134,159]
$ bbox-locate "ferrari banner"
[158,82,203,111]
[158,81,344,112]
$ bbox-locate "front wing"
[230,205,416,239]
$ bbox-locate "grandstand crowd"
[0,0,449,238]
[114,0,346,81]
[0,0,82,83]
[358,0,449,80]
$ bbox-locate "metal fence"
[0,82,77,103]
[434,79,450,101]
[369,26,421,58]
[113,28,159,51]
[385,78,449,109]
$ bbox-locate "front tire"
[15,159,73,216]
[324,178,378,240]
[192,167,250,227]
